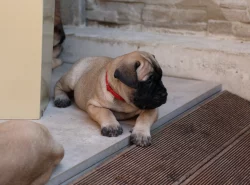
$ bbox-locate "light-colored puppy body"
[0,121,64,185]
[54,51,167,147]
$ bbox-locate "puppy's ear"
[114,61,140,89]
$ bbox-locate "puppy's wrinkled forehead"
[135,51,161,81]
[114,51,162,89]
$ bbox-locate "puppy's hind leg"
[54,73,74,108]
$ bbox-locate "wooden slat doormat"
[71,91,250,185]
[182,128,250,185]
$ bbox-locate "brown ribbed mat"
[71,91,250,185]
[182,129,250,185]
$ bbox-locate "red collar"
[105,71,125,101]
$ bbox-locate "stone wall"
[83,0,250,39]
[59,1,250,100]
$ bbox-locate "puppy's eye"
[135,61,140,70]
[148,75,153,80]
[146,75,153,84]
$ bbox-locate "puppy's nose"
[161,91,168,97]
[160,88,167,97]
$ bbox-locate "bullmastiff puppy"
[52,0,65,69]
[0,120,64,185]
[54,51,168,147]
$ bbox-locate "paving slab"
[41,64,221,184]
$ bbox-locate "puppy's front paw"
[130,130,151,147]
[54,98,71,108]
[101,125,123,137]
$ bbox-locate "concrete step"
[60,26,250,100]
[43,64,221,184]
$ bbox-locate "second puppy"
[53,0,65,69]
